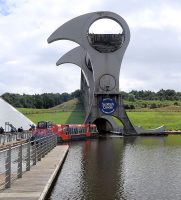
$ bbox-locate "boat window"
[38,122,47,129]
[47,122,52,128]
[75,128,78,134]
[79,128,81,133]
[66,127,69,135]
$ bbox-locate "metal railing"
[0,134,57,190]
[0,132,32,145]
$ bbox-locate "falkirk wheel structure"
[48,11,165,135]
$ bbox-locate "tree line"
[1,89,181,109]
[1,90,82,109]
[121,89,181,101]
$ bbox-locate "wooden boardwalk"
[0,145,69,200]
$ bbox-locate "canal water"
[48,135,181,200]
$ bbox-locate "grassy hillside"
[51,98,84,112]
[18,98,85,125]
[26,112,85,125]
[17,98,181,130]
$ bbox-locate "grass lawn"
[25,111,85,125]
[113,112,181,130]
[17,108,181,130]
[127,112,181,130]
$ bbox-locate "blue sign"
[99,98,117,115]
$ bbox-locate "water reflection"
[49,135,181,200]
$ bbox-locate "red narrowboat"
[32,121,98,142]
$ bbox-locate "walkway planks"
[0,145,69,200]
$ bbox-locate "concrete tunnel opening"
[93,118,113,134]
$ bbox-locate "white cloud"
[127,5,181,33]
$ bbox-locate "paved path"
[0,145,69,200]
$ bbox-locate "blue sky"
[0,0,181,94]
[0,0,10,15]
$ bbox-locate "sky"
[0,0,181,95]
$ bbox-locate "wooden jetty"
[0,145,69,200]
